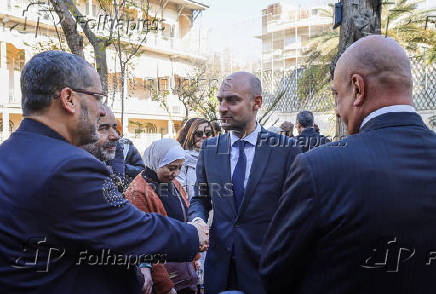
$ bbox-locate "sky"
[195,0,436,67]
[196,0,334,65]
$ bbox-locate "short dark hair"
[20,51,94,116]
[296,110,314,128]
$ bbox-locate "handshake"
[188,218,209,252]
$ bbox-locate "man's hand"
[189,218,209,252]
[140,267,153,294]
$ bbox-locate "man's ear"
[351,74,365,107]
[253,95,262,111]
[59,88,77,114]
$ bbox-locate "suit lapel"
[214,133,237,216]
[237,129,272,219]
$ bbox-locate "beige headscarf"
[142,138,185,172]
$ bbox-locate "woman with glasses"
[177,118,216,294]
[177,118,216,202]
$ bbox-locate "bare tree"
[48,0,84,57]
[171,62,221,121]
[109,0,154,133]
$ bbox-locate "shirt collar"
[230,122,261,147]
[360,105,416,129]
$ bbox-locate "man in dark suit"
[295,110,330,152]
[188,72,300,294]
[260,35,436,294]
[0,51,206,293]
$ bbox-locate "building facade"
[259,2,332,75]
[0,0,208,153]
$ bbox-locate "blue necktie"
[232,140,248,212]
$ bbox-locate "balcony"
[0,0,205,60]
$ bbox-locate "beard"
[81,140,116,162]
[77,101,99,146]
[100,141,117,161]
[81,141,103,161]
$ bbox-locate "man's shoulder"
[202,133,226,149]
[257,130,300,151]
[300,135,357,162]
[6,129,107,173]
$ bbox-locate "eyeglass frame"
[54,87,107,101]
[71,88,107,101]
[194,130,213,138]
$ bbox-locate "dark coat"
[294,127,330,153]
[260,112,436,294]
[0,118,199,294]
[188,128,301,294]
[120,138,145,180]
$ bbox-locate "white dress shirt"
[229,123,261,189]
[360,105,416,129]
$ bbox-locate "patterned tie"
[232,140,248,212]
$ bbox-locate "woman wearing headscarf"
[125,138,198,294]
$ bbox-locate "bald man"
[260,35,436,294]
[188,72,300,293]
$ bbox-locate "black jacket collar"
[17,118,67,142]
[300,127,318,136]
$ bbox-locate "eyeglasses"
[71,88,107,101]
[195,130,213,138]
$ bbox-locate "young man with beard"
[0,51,207,294]
[188,72,301,294]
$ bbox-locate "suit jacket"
[0,118,199,294]
[188,127,300,294]
[260,112,436,294]
[295,127,330,153]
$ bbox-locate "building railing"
[0,0,204,58]
[128,133,163,154]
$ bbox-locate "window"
[172,106,181,114]
[6,46,25,72]
[158,77,169,91]
[0,119,14,133]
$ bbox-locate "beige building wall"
[0,0,208,147]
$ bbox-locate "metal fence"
[258,57,436,113]
[411,57,436,110]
